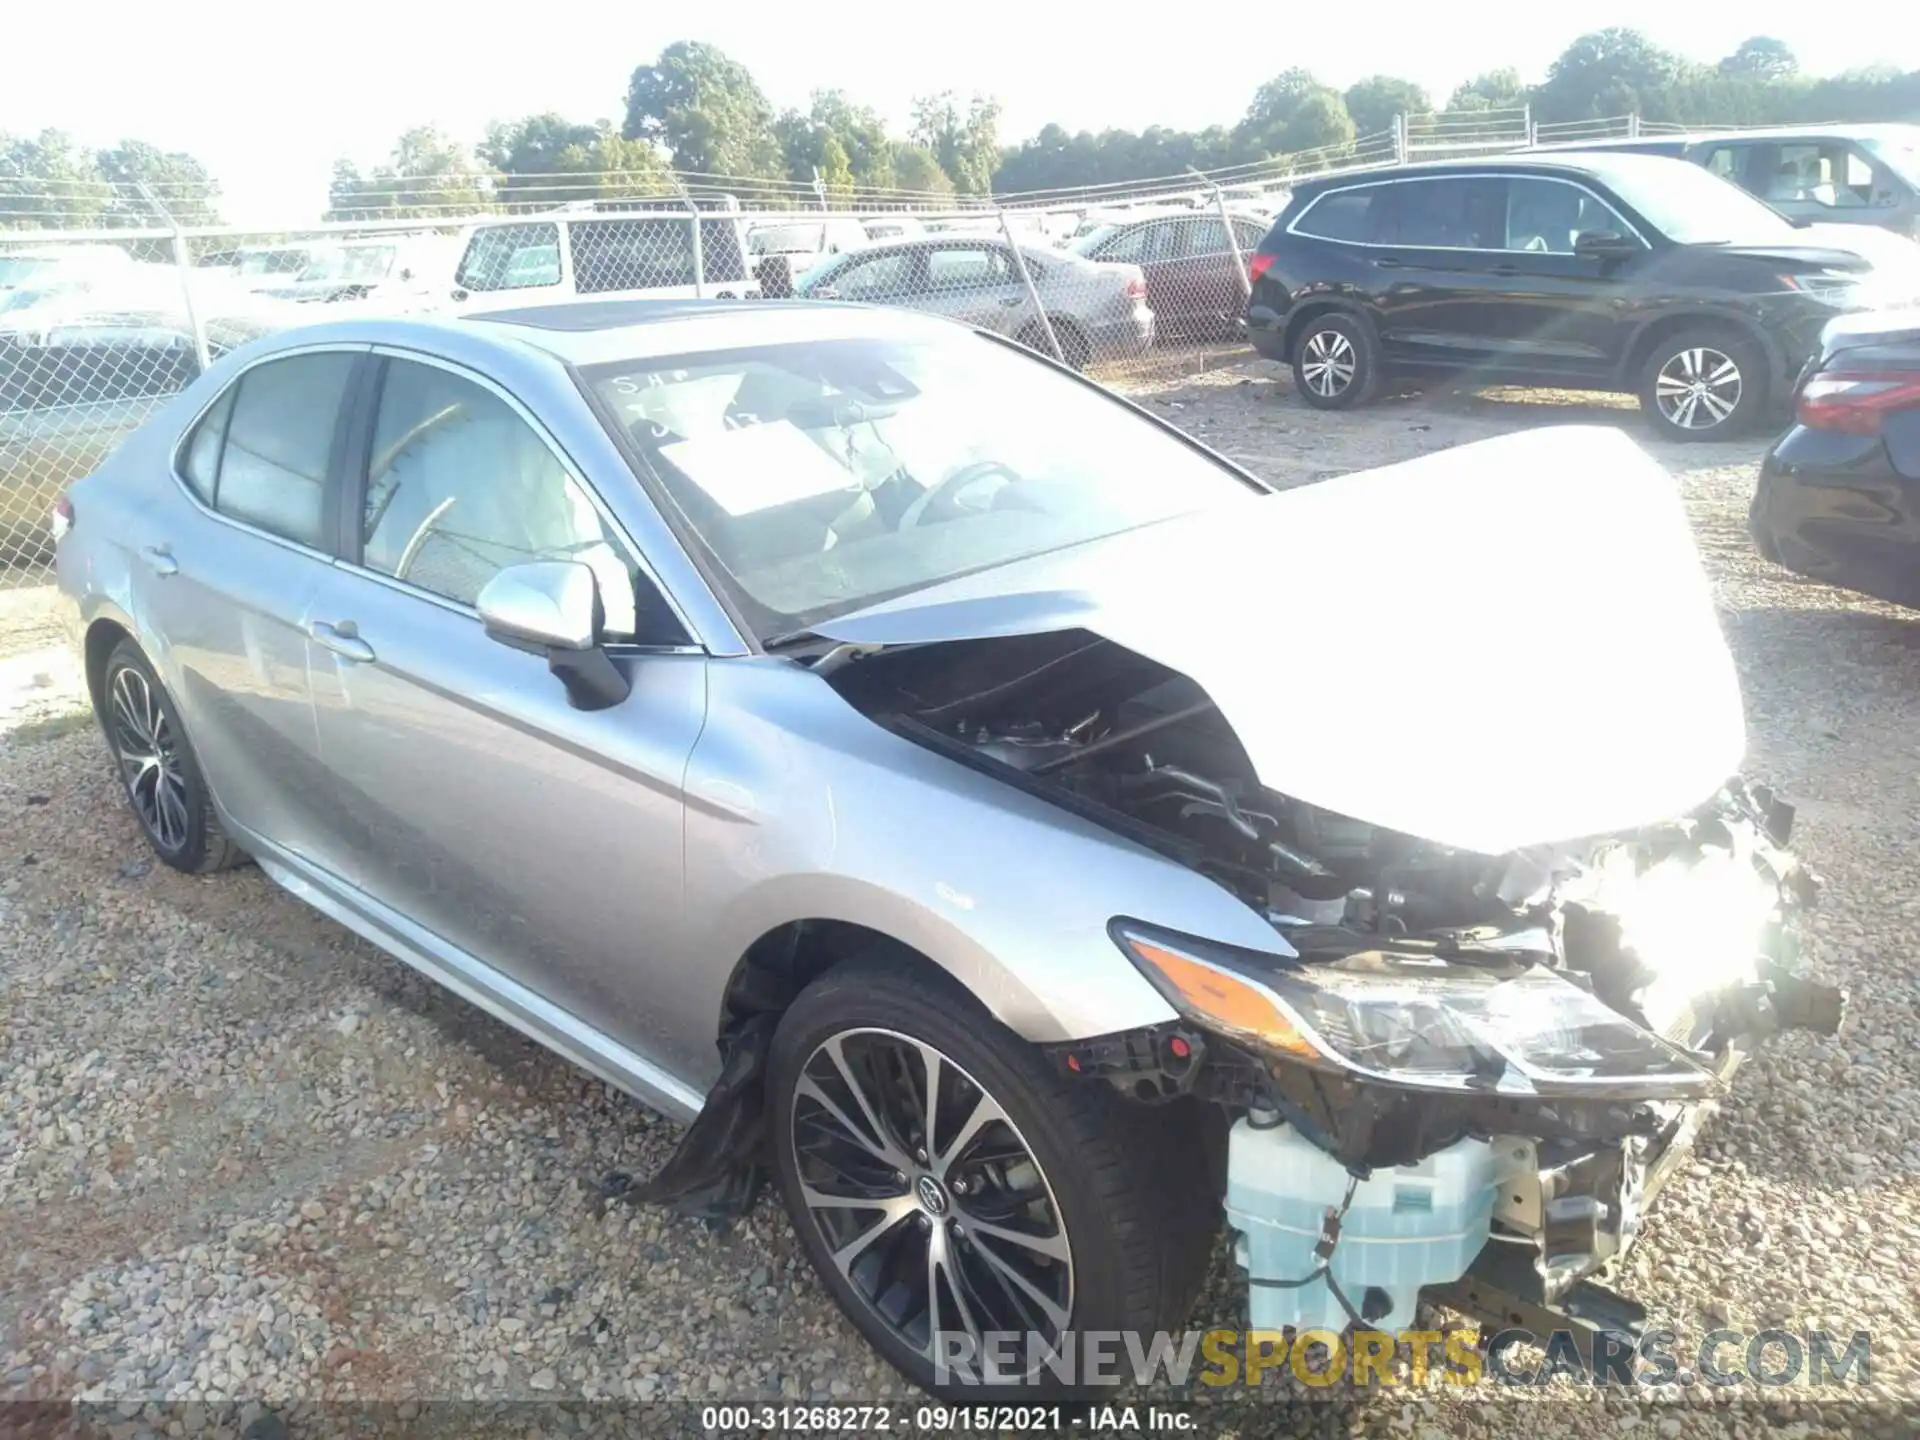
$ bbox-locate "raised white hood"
[817,425,1746,854]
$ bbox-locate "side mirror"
[477,560,631,711]
[1573,230,1640,261]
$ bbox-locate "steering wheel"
[898,459,1022,530]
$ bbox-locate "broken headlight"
[1113,924,1718,1098]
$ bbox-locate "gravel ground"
[3,365,1918,1437]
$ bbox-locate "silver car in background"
[796,234,1153,368]
[54,299,1837,1398]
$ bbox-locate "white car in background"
[446,206,761,310]
[861,215,925,242]
[747,219,871,296]
[239,234,459,307]
[0,244,136,292]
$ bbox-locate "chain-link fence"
[0,109,1698,582]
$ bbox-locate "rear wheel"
[1291,313,1379,410]
[1640,328,1766,442]
[100,640,244,874]
[767,959,1213,1400]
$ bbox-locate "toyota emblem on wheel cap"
[916,1174,949,1215]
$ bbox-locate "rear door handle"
[308,619,375,664]
[999,295,1024,306]
[1489,264,1521,276]
[140,544,177,577]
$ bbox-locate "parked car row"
[1529,122,1920,238]
[1241,150,1920,440]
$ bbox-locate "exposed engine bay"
[830,626,1845,1330]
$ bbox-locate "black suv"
[1244,154,1886,440]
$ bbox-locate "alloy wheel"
[1654,346,1743,430]
[108,663,189,852]
[788,1028,1073,1371]
[1299,328,1357,398]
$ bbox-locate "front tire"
[767,959,1213,1400]
[1640,328,1766,442]
[1291,313,1379,410]
[100,639,245,874]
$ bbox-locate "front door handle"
[999,295,1024,306]
[140,544,177,577]
[308,619,375,664]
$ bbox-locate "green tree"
[1343,76,1431,138]
[892,145,954,198]
[327,126,487,220]
[0,129,107,228]
[910,92,1001,195]
[1236,70,1354,158]
[1719,37,1798,82]
[807,90,895,191]
[1284,92,1357,155]
[483,115,669,207]
[622,41,782,179]
[1533,29,1693,123]
[95,140,221,225]
[1443,68,1528,114]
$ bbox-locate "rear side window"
[1291,189,1381,243]
[571,218,696,294]
[202,352,356,548]
[457,223,561,293]
[178,387,235,502]
[1373,178,1502,248]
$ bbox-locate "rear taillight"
[1124,269,1147,300]
[50,495,73,542]
[1796,371,1920,435]
[1247,253,1276,284]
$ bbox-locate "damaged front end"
[832,625,1844,1344]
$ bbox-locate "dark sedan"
[1750,308,1920,606]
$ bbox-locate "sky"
[9,3,1918,227]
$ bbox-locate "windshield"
[1863,131,1920,189]
[298,245,396,282]
[585,333,1261,633]
[0,256,56,288]
[749,225,824,256]
[1599,159,1800,245]
[237,249,310,277]
[1068,225,1119,255]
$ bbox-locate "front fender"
[674,658,1295,1072]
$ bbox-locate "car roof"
[1531,123,1916,152]
[238,298,966,370]
[1287,150,1705,197]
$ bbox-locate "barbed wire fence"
[2,109,1681,581]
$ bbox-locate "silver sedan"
[55,298,1835,1397]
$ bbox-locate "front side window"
[361,359,647,638]
[1373,177,1502,248]
[456,223,562,293]
[206,351,356,547]
[1502,179,1635,254]
[570,219,696,294]
[586,332,1261,634]
[1861,131,1920,189]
